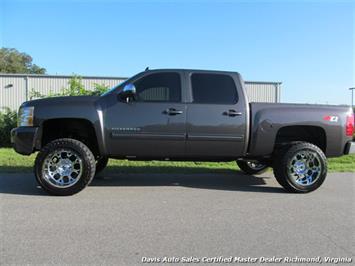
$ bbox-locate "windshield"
[101,72,142,96]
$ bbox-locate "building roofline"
[0,73,127,80]
[244,81,282,85]
[0,72,282,84]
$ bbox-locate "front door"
[104,72,186,158]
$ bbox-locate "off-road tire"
[273,142,327,193]
[237,160,268,175]
[35,138,96,196]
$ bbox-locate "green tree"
[0,48,46,74]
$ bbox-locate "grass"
[0,148,354,174]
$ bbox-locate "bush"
[0,108,17,147]
[29,76,109,99]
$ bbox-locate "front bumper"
[344,141,355,154]
[10,127,39,155]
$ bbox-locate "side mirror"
[120,83,136,102]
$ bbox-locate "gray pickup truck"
[11,69,355,196]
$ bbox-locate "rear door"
[186,72,247,158]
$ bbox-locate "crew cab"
[11,69,355,195]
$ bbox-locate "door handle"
[224,110,242,117]
[164,108,183,116]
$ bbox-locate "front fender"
[30,98,107,156]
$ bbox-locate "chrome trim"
[111,132,186,140]
[187,134,244,141]
[42,149,83,188]
[288,150,322,186]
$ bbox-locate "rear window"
[191,73,238,104]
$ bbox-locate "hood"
[21,96,100,108]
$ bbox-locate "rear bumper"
[344,141,355,154]
[10,127,39,155]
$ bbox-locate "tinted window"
[191,73,238,104]
[134,72,181,102]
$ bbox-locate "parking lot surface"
[0,171,354,265]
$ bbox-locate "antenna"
[145,67,149,71]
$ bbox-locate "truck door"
[104,71,187,158]
[186,72,247,158]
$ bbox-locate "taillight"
[345,114,354,136]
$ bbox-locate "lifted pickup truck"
[11,69,355,195]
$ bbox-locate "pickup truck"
[11,69,355,196]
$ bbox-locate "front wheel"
[35,138,96,196]
[237,160,269,175]
[273,142,327,193]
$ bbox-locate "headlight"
[18,106,34,127]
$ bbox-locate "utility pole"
[350,87,355,109]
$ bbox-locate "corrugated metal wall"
[0,74,126,110]
[29,76,125,96]
[244,81,281,103]
[0,74,281,110]
[0,76,27,110]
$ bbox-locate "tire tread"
[273,142,327,193]
[35,138,96,196]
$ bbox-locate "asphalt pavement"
[0,171,354,265]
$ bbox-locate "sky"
[0,0,354,105]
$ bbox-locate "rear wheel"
[237,160,268,175]
[35,138,96,196]
[273,142,327,193]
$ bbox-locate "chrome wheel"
[246,161,267,171]
[288,150,322,186]
[42,149,83,188]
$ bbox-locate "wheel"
[273,142,327,193]
[34,138,96,196]
[237,160,268,175]
[95,156,109,175]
